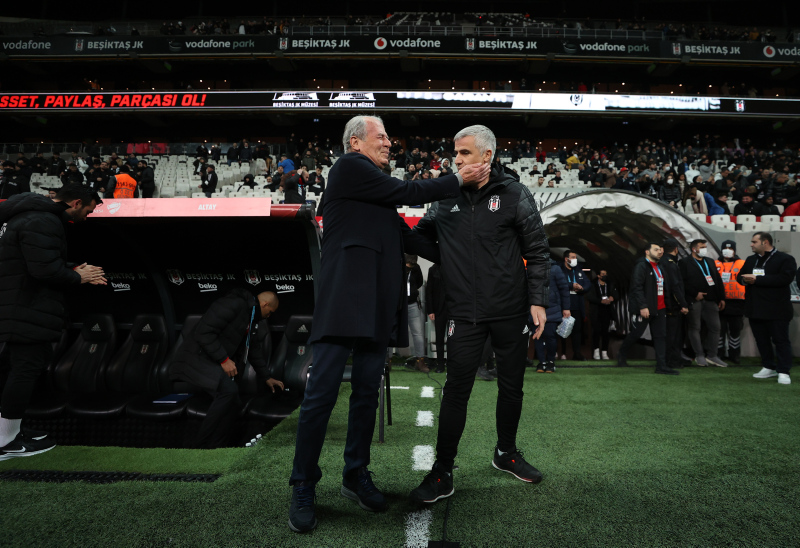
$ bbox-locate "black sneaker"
[544,362,555,373]
[21,426,49,441]
[491,447,543,483]
[288,481,318,533]
[655,366,680,375]
[410,462,454,504]
[536,363,545,373]
[341,467,387,512]
[476,366,495,381]
[0,432,56,462]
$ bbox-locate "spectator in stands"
[193,157,207,176]
[281,169,306,204]
[239,141,253,163]
[426,263,448,374]
[715,241,746,364]
[661,239,690,369]
[679,239,726,367]
[762,196,781,216]
[87,161,110,194]
[733,191,765,216]
[237,174,256,192]
[617,242,678,375]
[278,153,295,173]
[534,260,569,373]
[740,233,797,385]
[48,152,66,177]
[439,158,453,176]
[200,165,218,197]
[404,165,419,181]
[137,160,155,198]
[586,269,618,360]
[227,143,239,166]
[126,153,138,168]
[301,150,316,172]
[714,192,731,215]
[560,250,588,361]
[0,185,105,461]
[30,152,47,175]
[104,165,139,199]
[405,254,428,373]
[61,163,84,186]
[0,161,28,199]
[210,144,221,163]
[658,175,681,208]
[614,167,639,193]
[170,290,283,448]
[195,144,209,159]
[308,167,325,194]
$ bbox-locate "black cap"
[721,240,736,250]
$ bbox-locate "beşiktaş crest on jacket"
[414,163,550,323]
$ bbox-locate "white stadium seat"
[736,214,756,224]
[710,215,730,225]
[689,213,708,223]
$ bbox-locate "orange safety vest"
[715,259,746,300]
[113,173,138,199]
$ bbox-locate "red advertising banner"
[90,197,272,218]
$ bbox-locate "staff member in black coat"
[408,125,550,504]
[586,269,620,360]
[0,185,105,460]
[288,115,489,533]
[200,165,218,197]
[425,263,448,373]
[661,239,690,368]
[170,289,283,448]
[617,242,680,375]
[740,232,797,385]
[560,250,589,360]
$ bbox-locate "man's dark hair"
[645,242,662,252]
[120,164,130,173]
[753,232,773,246]
[689,239,707,250]
[563,249,576,259]
[55,184,102,206]
[138,159,147,165]
[207,164,215,170]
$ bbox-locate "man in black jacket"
[47,152,66,177]
[617,242,679,375]
[170,289,283,448]
[288,115,489,533]
[741,232,797,385]
[0,185,105,460]
[661,239,690,368]
[409,124,550,505]
[679,239,727,367]
[137,160,156,198]
[200,165,218,197]
[560,250,589,360]
[0,162,30,199]
[425,263,447,373]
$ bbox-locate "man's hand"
[530,305,547,340]
[740,274,756,285]
[680,307,689,315]
[572,283,583,292]
[221,358,237,377]
[562,310,571,319]
[428,313,435,320]
[640,308,650,319]
[266,378,284,392]
[458,163,492,185]
[75,263,107,285]
[607,296,615,303]
[719,300,726,311]
[696,292,706,301]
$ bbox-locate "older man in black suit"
[288,115,489,533]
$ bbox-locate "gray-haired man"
[409,125,551,504]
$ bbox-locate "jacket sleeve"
[406,202,441,264]
[709,259,726,300]
[247,322,270,380]
[193,295,243,364]
[554,267,570,311]
[515,186,550,307]
[337,155,460,206]
[629,262,647,312]
[679,259,693,301]
[670,263,689,308]
[104,176,116,199]
[755,253,797,288]
[586,281,600,304]
[18,216,81,287]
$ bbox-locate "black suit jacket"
[310,152,460,346]
[738,249,797,321]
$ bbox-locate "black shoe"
[617,355,629,367]
[288,482,318,533]
[536,362,546,373]
[544,362,555,373]
[410,462,454,504]
[434,366,445,374]
[21,426,49,441]
[486,368,498,379]
[491,447,543,483]
[573,354,587,361]
[476,366,495,381]
[0,432,56,462]
[655,366,680,375]
[730,354,741,365]
[341,467,387,512]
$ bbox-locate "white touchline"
[416,410,434,427]
[390,386,410,390]
[412,445,435,471]
[421,386,435,398]
[404,509,433,548]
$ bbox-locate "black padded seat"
[68,315,168,419]
[270,315,313,393]
[247,391,303,421]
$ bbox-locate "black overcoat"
[738,250,797,321]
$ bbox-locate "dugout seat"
[246,320,303,421]
[269,314,313,394]
[67,315,169,418]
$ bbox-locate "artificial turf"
[2,364,800,547]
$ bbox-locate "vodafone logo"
[374,37,387,50]
[764,45,776,58]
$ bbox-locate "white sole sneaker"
[753,368,778,379]
[778,374,791,385]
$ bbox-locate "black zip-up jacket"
[659,254,689,311]
[628,256,678,315]
[413,163,550,323]
[679,255,725,303]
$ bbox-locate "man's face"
[100,162,108,170]
[408,165,416,173]
[453,135,491,170]
[260,300,278,318]
[66,199,97,222]
[751,235,769,254]
[647,245,664,261]
[565,253,577,266]
[351,119,390,168]
[693,242,707,255]
[742,195,753,204]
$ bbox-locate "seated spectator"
[308,167,325,194]
[238,173,256,192]
[658,175,681,208]
[301,150,316,172]
[715,192,731,215]
[404,165,419,181]
[685,187,708,215]
[762,196,781,216]
[281,170,306,204]
[733,192,765,216]
[61,163,84,186]
[439,158,453,176]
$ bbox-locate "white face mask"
[569,259,578,268]
[697,247,708,258]
[667,179,674,185]
[722,249,734,258]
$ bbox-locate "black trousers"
[665,312,684,366]
[561,309,584,357]
[618,309,667,370]
[719,314,744,359]
[436,315,529,468]
[534,322,558,364]
[0,342,53,420]
[141,185,155,198]
[433,310,447,368]
[195,368,241,449]
[749,318,792,374]
[591,307,613,351]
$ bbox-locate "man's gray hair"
[343,115,384,152]
[454,125,496,159]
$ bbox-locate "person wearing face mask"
[586,269,619,360]
[658,174,681,209]
[679,240,726,367]
[714,241,746,364]
[661,239,690,369]
[560,250,589,361]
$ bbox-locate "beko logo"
[276,284,295,293]
[198,283,218,292]
[111,282,131,292]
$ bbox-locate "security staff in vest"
[137,159,156,198]
[679,239,727,367]
[560,250,589,360]
[200,164,218,197]
[715,240,746,364]
[740,232,797,385]
[661,239,690,368]
[408,124,550,505]
[616,242,679,375]
[288,116,490,533]
[170,290,283,448]
[104,165,140,199]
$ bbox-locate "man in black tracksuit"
[425,263,448,373]
[409,125,550,504]
[661,239,690,368]
[617,242,680,375]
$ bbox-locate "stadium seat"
[688,213,708,223]
[67,315,169,419]
[716,221,735,231]
[773,222,793,232]
[710,214,730,225]
[737,214,756,224]
[271,315,313,393]
[783,216,800,226]
[740,222,768,233]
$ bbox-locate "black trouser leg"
[195,369,241,449]
[618,313,648,361]
[434,312,447,369]
[651,310,668,370]
[570,310,584,357]
[726,314,744,360]
[751,319,792,375]
[665,312,683,366]
[0,342,53,419]
[490,317,531,452]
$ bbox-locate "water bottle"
[556,316,575,338]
